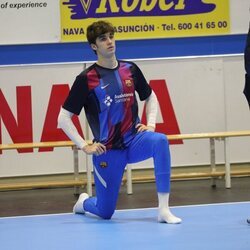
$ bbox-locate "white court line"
[0,201,249,220]
[0,212,73,220]
[116,201,250,212]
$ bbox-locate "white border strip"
[0,53,244,68]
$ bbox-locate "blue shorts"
[84,131,171,219]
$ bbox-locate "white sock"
[157,193,182,224]
[73,193,89,214]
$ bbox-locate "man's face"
[92,32,116,57]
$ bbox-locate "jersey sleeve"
[131,62,152,101]
[63,73,89,115]
[245,25,250,75]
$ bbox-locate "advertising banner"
[61,0,230,42]
[1,0,249,45]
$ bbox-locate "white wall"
[0,64,87,177]
[0,0,60,45]
[131,56,250,170]
[230,0,250,34]
[0,56,249,177]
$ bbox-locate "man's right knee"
[96,200,116,219]
[99,209,115,220]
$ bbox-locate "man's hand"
[82,142,106,156]
[136,123,155,133]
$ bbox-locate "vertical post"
[224,137,231,188]
[81,62,92,196]
[86,156,92,196]
[126,165,133,194]
[73,146,80,195]
[84,116,92,196]
[210,138,216,187]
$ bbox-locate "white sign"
[0,0,60,45]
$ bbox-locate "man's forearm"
[57,108,88,149]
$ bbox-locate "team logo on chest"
[125,79,133,87]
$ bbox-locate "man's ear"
[91,43,97,51]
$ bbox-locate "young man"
[58,20,181,224]
[244,24,250,108]
[245,23,250,224]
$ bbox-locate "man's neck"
[97,56,118,69]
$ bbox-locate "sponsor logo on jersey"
[114,93,133,103]
[104,95,113,106]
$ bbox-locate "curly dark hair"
[86,20,115,44]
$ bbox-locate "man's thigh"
[127,131,163,164]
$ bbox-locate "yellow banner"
[60,0,230,42]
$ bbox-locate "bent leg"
[127,131,181,223]
[83,150,127,219]
[127,131,171,192]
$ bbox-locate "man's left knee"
[154,133,169,146]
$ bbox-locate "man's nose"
[107,37,112,43]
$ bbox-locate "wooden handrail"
[1,130,250,193]
[0,141,74,150]
[0,140,92,150]
[1,130,250,150]
[167,130,250,140]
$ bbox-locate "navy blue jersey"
[63,60,152,149]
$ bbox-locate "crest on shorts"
[100,161,108,168]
